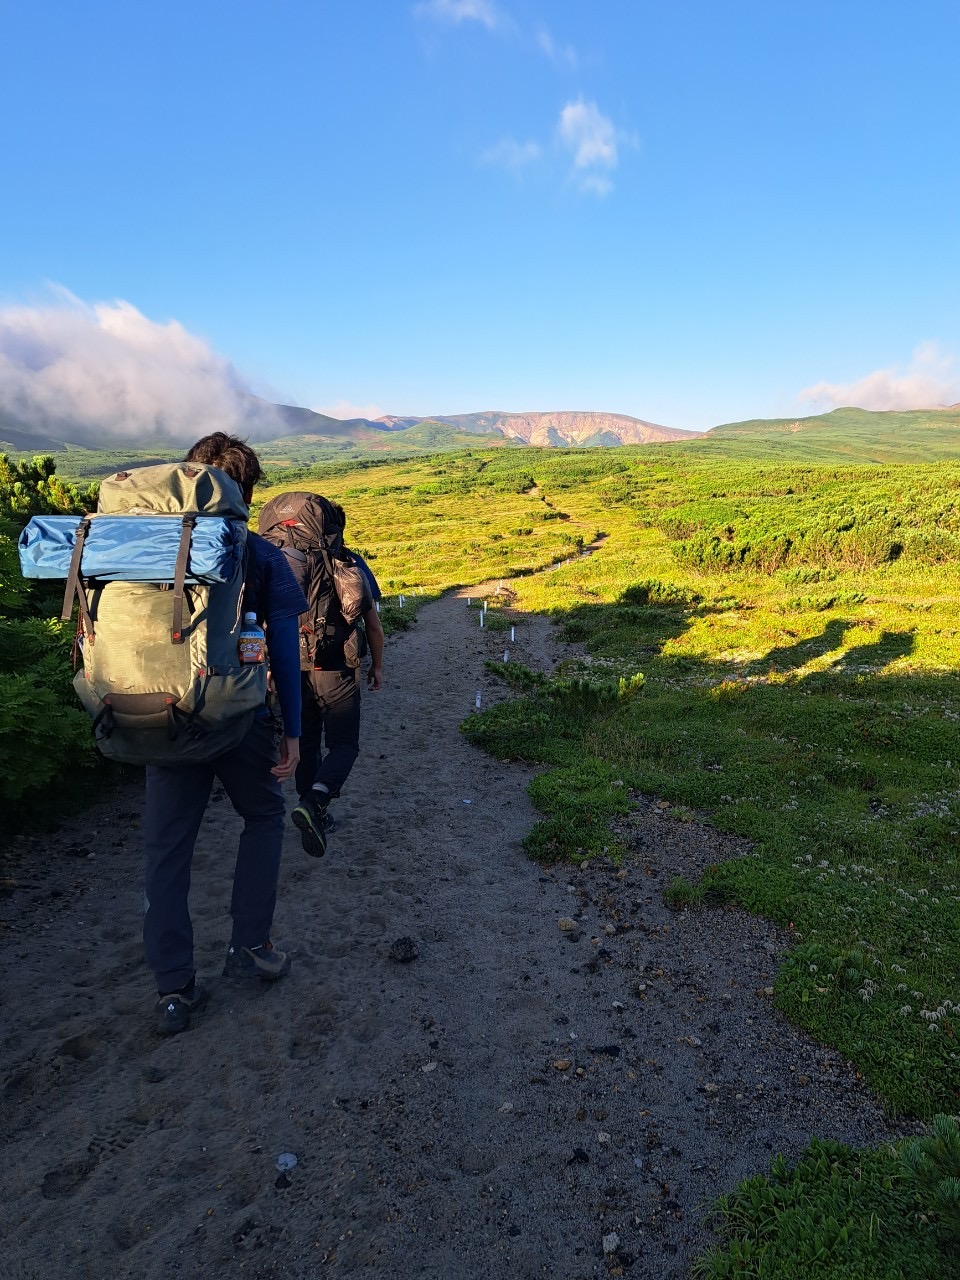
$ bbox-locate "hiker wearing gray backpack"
[140,436,308,1033]
[22,433,308,1033]
[257,493,384,857]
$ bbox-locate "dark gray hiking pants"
[143,716,285,993]
[295,668,361,801]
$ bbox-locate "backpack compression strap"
[170,515,197,644]
[60,517,95,643]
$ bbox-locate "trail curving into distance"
[0,582,909,1279]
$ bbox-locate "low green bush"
[694,1133,960,1279]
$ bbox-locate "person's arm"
[264,613,301,779]
[363,606,384,690]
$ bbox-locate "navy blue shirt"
[249,532,309,626]
[351,551,382,603]
[248,533,308,737]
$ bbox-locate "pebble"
[602,1231,620,1255]
[388,937,419,963]
[552,1059,572,1071]
[422,1061,438,1073]
[558,917,578,931]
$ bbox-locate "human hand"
[367,665,383,691]
[271,734,300,779]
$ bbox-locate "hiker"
[142,433,308,1034]
[257,493,384,857]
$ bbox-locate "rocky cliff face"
[472,410,696,446]
[375,409,699,446]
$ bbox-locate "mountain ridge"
[5,400,960,466]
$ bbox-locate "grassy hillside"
[700,405,960,463]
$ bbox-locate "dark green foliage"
[664,874,705,909]
[0,455,100,828]
[899,1115,960,1240]
[694,1136,960,1279]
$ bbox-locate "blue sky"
[1,0,959,437]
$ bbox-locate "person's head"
[332,502,347,530]
[185,432,262,504]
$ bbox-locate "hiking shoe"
[222,940,291,981]
[155,983,207,1035]
[292,796,327,858]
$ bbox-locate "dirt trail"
[1,589,907,1280]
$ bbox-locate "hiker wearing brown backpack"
[257,493,384,857]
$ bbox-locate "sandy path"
[1,589,907,1279]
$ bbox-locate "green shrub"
[695,1136,960,1279]
[899,1114,960,1241]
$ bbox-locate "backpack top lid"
[257,491,344,554]
[97,462,249,520]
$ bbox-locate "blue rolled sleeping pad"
[18,514,243,583]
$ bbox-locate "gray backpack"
[67,462,267,766]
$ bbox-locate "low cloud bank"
[0,292,284,447]
[801,344,960,412]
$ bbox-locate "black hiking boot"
[292,793,328,858]
[155,981,208,1035]
[222,940,292,981]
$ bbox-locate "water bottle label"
[239,632,266,664]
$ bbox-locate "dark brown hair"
[185,432,262,495]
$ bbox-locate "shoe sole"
[222,954,292,981]
[292,808,326,858]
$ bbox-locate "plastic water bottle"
[238,612,266,664]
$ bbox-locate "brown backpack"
[257,492,368,670]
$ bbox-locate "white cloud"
[313,399,385,422]
[537,26,577,70]
[480,137,542,171]
[800,344,960,412]
[413,0,501,29]
[557,98,634,195]
[0,289,285,446]
[559,99,617,169]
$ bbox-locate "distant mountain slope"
[2,398,696,455]
[17,397,960,470]
[701,405,960,463]
[377,409,695,447]
[0,422,71,453]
